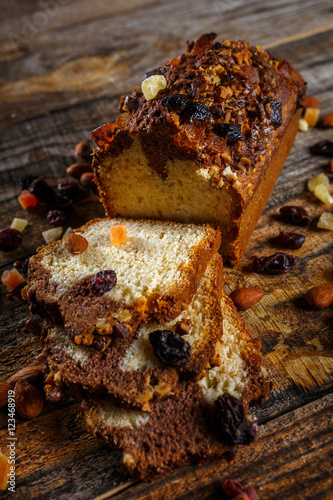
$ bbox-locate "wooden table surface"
[0,0,333,498]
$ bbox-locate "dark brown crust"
[42,255,225,410]
[27,217,221,345]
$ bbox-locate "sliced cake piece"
[27,218,220,346]
[82,291,271,481]
[42,255,224,410]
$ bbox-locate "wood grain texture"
[0,0,332,498]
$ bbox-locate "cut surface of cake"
[42,255,224,410]
[92,33,305,265]
[27,218,220,345]
[82,291,271,481]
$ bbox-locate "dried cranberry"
[215,394,258,445]
[253,252,299,274]
[57,181,79,199]
[181,102,213,126]
[279,206,312,226]
[47,210,67,226]
[276,231,305,249]
[269,100,282,128]
[216,123,243,142]
[0,228,22,251]
[142,67,164,81]
[19,175,38,190]
[149,330,191,368]
[91,270,117,296]
[160,94,188,112]
[310,140,333,156]
[29,179,56,204]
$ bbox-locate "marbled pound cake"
[92,33,305,265]
[82,291,271,481]
[42,255,224,410]
[27,218,220,346]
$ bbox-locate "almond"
[7,365,44,387]
[14,381,44,419]
[305,285,333,309]
[80,172,96,187]
[322,112,333,128]
[0,382,13,408]
[66,162,92,178]
[229,288,265,310]
[0,451,10,490]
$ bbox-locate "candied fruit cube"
[10,217,28,232]
[42,227,63,244]
[317,211,333,230]
[141,75,167,100]
[110,224,127,246]
[308,173,330,193]
[18,190,38,209]
[298,118,309,132]
[304,107,320,127]
[1,268,25,291]
[314,184,333,204]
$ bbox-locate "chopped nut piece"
[308,172,330,193]
[317,211,333,230]
[298,118,309,132]
[141,75,167,100]
[304,107,320,127]
[1,268,25,291]
[110,224,127,246]
[223,166,238,181]
[42,227,63,244]
[322,112,333,128]
[10,217,28,232]
[314,184,333,204]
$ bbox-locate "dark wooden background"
[0,0,332,498]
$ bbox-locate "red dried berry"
[149,330,191,368]
[253,252,299,274]
[279,206,312,226]
[310,140,333,156]
[29,179,56,204]
[215,394,258,445]
[57,181,79,199]
[276,231,305,249]
[46,210,67,226]
[0,228,22,251]
[91,270,117,296]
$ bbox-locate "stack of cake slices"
[27,217,271,481]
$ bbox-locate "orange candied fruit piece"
[304,107,320,127]
[1,268,25,292]
[18,190,38,209]
[110,224,127,246]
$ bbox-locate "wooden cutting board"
[0,0,332,498]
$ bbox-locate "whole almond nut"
[304,285,333,309]
[0,382,13,408]
[80,172,96,187]
[14,381,44,419]
[229,288,265,310]
[322,112,333,128]
[7,365,43,387]
[66,163,92,178]
[74,140,92,160]
[64,232,89,254]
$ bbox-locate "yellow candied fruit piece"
[308,173,330,193]
[42,227,63,244]
[298,118,309,132]
[317,211,333,230]
[314,184,333,204]
[141,75,167,100]
[10,217,28,232]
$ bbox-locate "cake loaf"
[42,254,224,410]
[92,33,305,265]
[27,218,220,346]
[82,290,271,481]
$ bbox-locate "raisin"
[64,232,88,254]
[19,175,38,190]
[47,210,67,226]
[29,179,57,204]
[91,270,117,296]
[216,123,243,142]
[279,206,312,226]
[142,67,164,81]
[160,94,188,112]
[310,140,333,156]
[149,330,191,368]
[253,252,299,274]
[215,394,258,445]
[269,100,282,128]
[57,181,79,199]
[0,228,22,251]
[181,102,213,126]
[276,231,305,249]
